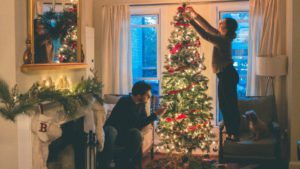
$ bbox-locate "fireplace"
[47,117,85,169]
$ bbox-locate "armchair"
[219,96,281,164]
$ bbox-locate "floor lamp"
[255,56,287,96]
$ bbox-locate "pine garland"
[0,76,103,122]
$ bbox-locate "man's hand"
[155,106,167,116]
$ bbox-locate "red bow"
[176,114,187,120]
[166,117,174,123]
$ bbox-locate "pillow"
[103,94,122,104]
[103,103,115,120]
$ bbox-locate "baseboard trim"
[289,161,300,169]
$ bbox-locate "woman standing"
[185,8,240,141]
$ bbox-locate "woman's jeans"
[217,64,240,136]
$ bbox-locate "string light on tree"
[156,2,215,163]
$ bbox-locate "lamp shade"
[255,56,287,76]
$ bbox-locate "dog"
[243,110,268,141]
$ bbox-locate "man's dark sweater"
[104,95,157,138]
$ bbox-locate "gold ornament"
[23,39,33,64]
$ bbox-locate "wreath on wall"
[0,75,103,122]
[39,5,77,40]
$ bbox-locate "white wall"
[0,0,18,168]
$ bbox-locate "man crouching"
[98,81,167,169]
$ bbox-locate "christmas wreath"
[39,5,77,40]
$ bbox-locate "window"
[131,15,160,95]
[218,11,249,122]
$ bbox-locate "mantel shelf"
[21,63,88,72]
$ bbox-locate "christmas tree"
[156,3,215,157]
[57,26,78,63]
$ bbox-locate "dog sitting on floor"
[243,110,268,141]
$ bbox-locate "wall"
[287,0,300,168]
[0,0,94,168]
[0,0,18,168]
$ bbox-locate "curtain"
[248,0,287,128]
[94,4,131,95]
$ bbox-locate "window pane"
[131,14,159,95]
[131,15,158,25]
[131,27,157,78]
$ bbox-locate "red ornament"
[188,125,198,131]
[175,22,190,27]
[168,67,175,73]
[168,90,180,95]
[170,48,177,54]
[59,56,64,62]
[185,7,191,12]
[71,42,77,49]
[195,39,201,46]
[202,158,213,164]
[170,42,183,54]
[200,134,205,139]
[191,109,198,113]
[203,121,210,126]
[176,113,187,120]
[177,6,185,12]
[68,7,77,13]
[166,117,173,123]
[176,42,182,48]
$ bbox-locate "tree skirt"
[145,155,222,169]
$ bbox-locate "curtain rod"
[130,0,249,6]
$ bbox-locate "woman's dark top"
[189,15,233,73]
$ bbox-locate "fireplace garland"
[0,76,103,122]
